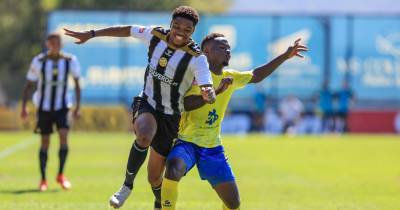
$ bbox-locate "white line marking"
[0,136,36,159]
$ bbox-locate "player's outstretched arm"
[184,77,233,111]
[64,26,132,44]
[249,38,308,83]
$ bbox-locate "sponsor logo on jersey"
[159,57,168,67]
[148,66,178,86]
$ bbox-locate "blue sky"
[229,0,400,14]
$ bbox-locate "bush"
[3,103,132,132]
[72,105,131,131]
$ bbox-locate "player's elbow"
[183,97,200,111]
[183,104,195,112]
[250,75,262,83]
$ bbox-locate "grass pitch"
[0,132,399,210]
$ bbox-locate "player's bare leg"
[214,181,240,210]
[39,134,50,191]
[56,128,71,190]
[161,158,186,210]
[147,148,166,210]
[110,112,157,209]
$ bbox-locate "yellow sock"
[161,178,179,210]
[223,204,240,210]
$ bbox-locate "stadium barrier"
[348,110,398,133]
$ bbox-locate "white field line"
[0,136,36,159]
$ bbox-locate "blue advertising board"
[48,11,400,107]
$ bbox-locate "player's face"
[208,38,231,66]
[169,17,195,47]
[46,37,61,54]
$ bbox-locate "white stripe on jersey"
[42,61,53,111]
[55,61,67,110]
[139,28,212,115]
[38,59,69,111]
[178,66,195,112]
[143,38,196,115]
[161,52,185,115]
[143,40,166,104]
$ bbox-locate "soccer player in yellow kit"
[161,33,308,210]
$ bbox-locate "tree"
[0,0,46,105]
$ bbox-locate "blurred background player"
[64,6,215,209]
[161,33,307,210]
[334,80,354,133]
[20,33,81,191]
[319,81,334,133]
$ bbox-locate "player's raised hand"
[285,38,308,59]
[64,28,92,44]
[200,86,216,104]
[215,77,233,95]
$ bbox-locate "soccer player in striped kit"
[64,6,216,209]
[21,33,81,191]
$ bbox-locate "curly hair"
[201,33,225,50]
[172,6,199,26]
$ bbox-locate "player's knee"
[135,132,153,147]
[40,145,49,150]
[40,137,50,149]
[225,198,240,210]
[165,159,185,181]
[58,129,68,143]
[147,173,162,186]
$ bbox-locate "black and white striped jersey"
[26,52,80,112]
[131,25,212,115]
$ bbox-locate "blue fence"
[48,11,400,108]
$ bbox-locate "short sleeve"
[190,55,212,86]
[26,56,41,81]
[70,55,81,78]
[130,25,154,44]
[229,70,253,89]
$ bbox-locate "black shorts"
[35,109,69,135]
[131,97,180,157]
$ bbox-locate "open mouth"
[175,35,184,41]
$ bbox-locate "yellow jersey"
[178,69,253,148]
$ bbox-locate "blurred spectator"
[279,95,304,134]
[334,80,354,133]
[264,107,283,134]
[297,97,321,134]
[222,112,252,134]
[252,86,267,132]
[395,111,400,134]
[319,82,334,133]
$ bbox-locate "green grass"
[0,132,399,210]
